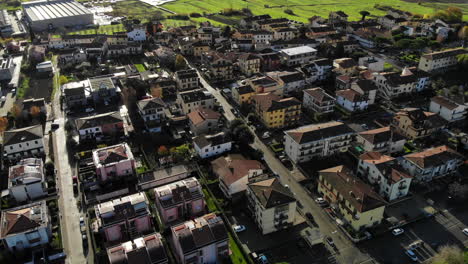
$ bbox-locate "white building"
[373,67,429,100]
[247,178,296,235]
[137,97,167,132]
[175,69,199,91]
[127,26,146,42]
[418,48,467,73]
[267,71,305,96]
[284,121,354,163]
[350,80,378,105]
[301,58,333,84]
[429,96,467,122]
[356,126,406,154]
[279,46,317,67]
[8,158,46,203]
[401,145,464,182]
[0,201,51,251]
[211,154,264,198]
[193,132,232,159]
[358,56,384,72]
[2,125,44,161]
[357,152,412,202]
[302,87,335,114]
[177,89,216,115]
[336,89,369,112]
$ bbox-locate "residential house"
[212,154,264,198]
[333,40,360,54]
[193,132,232,159]
[238,53,261,77]
[0,10,13,37]
[137,97,167,133]
[75,111,124,141]
[356,126,406,154]
[252,93,301,129]
[333,58,358,76]
[88,76,117,104]
[305,26,337,39]
[2,125,44,161]
[358,56,385,72]
[196,26,221,45]
[95,193,152,243]
[201,51,234,81]
[61,80,88,108]
[22,98,47,117]
[429,96,467,122]
[267,71,306,96]
[148,77,176,99]
[373,67,421,99]
[378,15,407,29]
[336,89,369,112]
[247,178,296,235]
[252,31,274,44]
[303,87,336,114]
[252,18,289,31]
[392,108,446,139]
[93,143,136,182]
[107,43,142,57]
[231,84,255,105]
[318,165,386,231]
[258,53,282,72]
[279,46,317,67]
[284,121,355,163]
[273,28,297,41]
[175,69,199,91]
[350,79,378,105]
[154,177,205,225]
[0,57,16,81]
[418,48,467,72]
[329,11,348,24]
[401,145,464,182]
[107,233,168,264]
[137,164,191,191]
[8,158,46,203]
[187,107,221,136]
[357,152,412,201]
[239,14,272,28]
[0,201,51,251]
[192,42,211,57]
[126,25,147,42]
[247,76,283,96]
[300,58,333,84]
[171,213,228,264]
[177,89,216,115]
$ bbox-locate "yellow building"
[193,42,211,57]
[252,93,301,129]
[418,48,467,72]
[232,84,255,105]
[317,165,386,232]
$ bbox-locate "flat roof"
[280,46,317,56]
[22,0,92,22]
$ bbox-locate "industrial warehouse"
[22,0,93,31]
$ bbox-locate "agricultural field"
[162,0,467,22]
[68,24,125,35]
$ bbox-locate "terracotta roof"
[253,93,301,112]
[404,145,464,169]
[1,202,46,237]
[319,165,386,212]
[303,87,335,103]
[336,89,366,103]
[187,107,221,126]
[395,108,447,129]
[430,96,461,110]
[211,155,264,186]
[358,126,406,145]
[248,178,296,209]
[360,152,413,183]
[96,144,129,165]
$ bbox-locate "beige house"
[356,126,406,154]
[302,87,336,114]
[392,108,446,139]
[238,53,261,77]
[247,178,297,235]
[418,47,467,72]
[187,107,221,135]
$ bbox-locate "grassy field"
[68,24,125,35]
[162,0,467,22]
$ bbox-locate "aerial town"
[0,0,467,263]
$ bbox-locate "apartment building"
[247,76,284,96]
[107,233,168,264]
[429,96,467,122]
[175,69,199,91]
[356,126,406,154]
[372,66,430,99]
[177,89,217,115]
[171,213,229,264]
[267,71,306,96]
[231,84,255,105]
[303,87,335,114]
[154,177,205,225]
[193,132,232,159]
[0,201,51,251]
[418,47,467,72]
[201,51,234,81]
[392,108,446,139]
[93,143,136,181]
[333,58,358,76]
[75,111,124,141]
[357,152,412,202]
[284,121,354,163]
[238,53,261,77]
[318,166,386,232]
[247,178,296,235]
[137,97,167,133]
[329,11,348,23]
[8,158,46,203]
[401,145,464,182]
[95,192,152,243]
[187,107,221,136]
[279,46,317,67]
[252,93,301,129]
[2,125,45,161]
[336,89,369,112]
[301,58,334,84]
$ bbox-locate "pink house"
[92,143,135,181]
[154,177,205,225]
[95,192,152,244]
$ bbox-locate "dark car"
[305,212,315,223]
[326,236,334,247]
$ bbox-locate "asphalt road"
[198,71,375,264]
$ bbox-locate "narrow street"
[198,68,375,264]
[51,71,87,264]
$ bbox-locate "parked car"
[233,225,246,233]
[257,254,269,264]
[79,217,85,227]
[405,250,418,262]
[11,89,16,95]
[408,240,423,250]
[325,236,334,247]
[261,132,271,139]
[1,96,6,103]
[392,228,404,236]
[305,212,314,223]
[315,198,328,207]
[463,228,468,236]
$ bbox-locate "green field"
[68,24,125,35]
[162,0,467,22]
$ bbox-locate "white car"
[392,228,404,236]
[463,228,468,236]
[408,240,423,250]
[233,225,246,233]
[79,217,85,227]
[262,132,271,139]
[405,249,419,262]
[315,198,328,206]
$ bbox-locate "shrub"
[284,9,294,15]
[189,12,202,18]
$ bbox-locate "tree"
[395,39,412,49]
[222,26,232,38]
[30,106,41,118]
[170,144,191,161]
[59,75,69,85]
[9,104,21,119]
[359,10,370,21]
[457,54,468,70]
[157,145,169,156]
[431,245,464,264]
[0,117,8,132]
[174,54,187,71]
